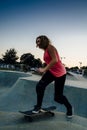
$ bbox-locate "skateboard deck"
[19,106,56,122]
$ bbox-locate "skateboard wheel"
[48,112,55,116]
[51,113,55,116]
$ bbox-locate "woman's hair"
[36,35,50,50]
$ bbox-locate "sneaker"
[66,107,73,118]
[32,105,41,114]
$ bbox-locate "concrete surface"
[0,111,87,130]
[0,70,87,129]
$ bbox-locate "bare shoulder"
[47,44,57,53]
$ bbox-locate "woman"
[32,35,72,118]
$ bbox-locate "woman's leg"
[36,71,54,108]
[54,74,72,116]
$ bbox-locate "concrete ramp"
[67,71,86,81]
[0,111,87,130]
[0,72,87,118]
[0,70,31,88]
[0,78,37,111]
[0,70,87,129]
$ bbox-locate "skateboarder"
[32,35,73,118]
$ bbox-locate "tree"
[33,58,42,68]
[0,59,4,64]
[20,53,42,67]
[20,53,34,66]
[2,48,19,64]
[20,53,42,72]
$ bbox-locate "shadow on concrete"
[0,111,87,130]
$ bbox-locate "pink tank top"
[43,49,66,77]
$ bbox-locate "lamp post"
[61,57,66,66]
[79,62,82,69]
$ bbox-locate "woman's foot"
[32,105,41,114]
[66,107,74,118]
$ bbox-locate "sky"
[0,0,87,68]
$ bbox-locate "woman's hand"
[38,67,46,73]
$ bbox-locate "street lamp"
[79,62,82,69]
[61,57,66,66]
[61,57,66,61]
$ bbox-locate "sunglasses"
[36,40,40,44]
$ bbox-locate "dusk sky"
[0,0,87,67]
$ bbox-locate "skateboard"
[19,106,56,122]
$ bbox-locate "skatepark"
[0,70,87,130]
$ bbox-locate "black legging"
[36,71,72,110]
